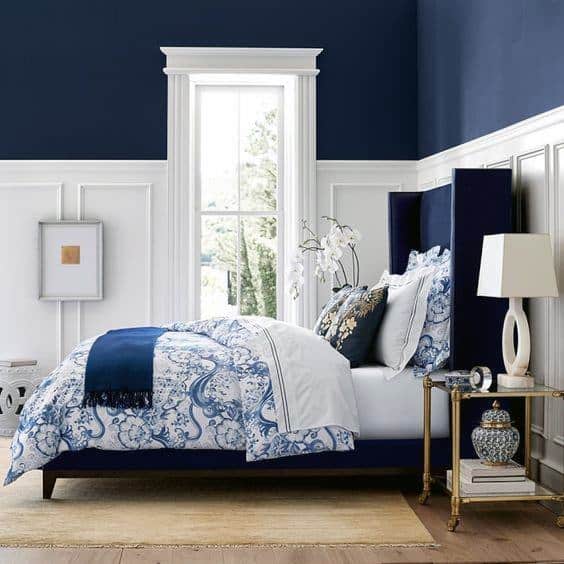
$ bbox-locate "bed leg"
[42,471,57,499]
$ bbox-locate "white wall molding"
[0,162,167,379]
[416,108,564,477]
[0,160,166,175]
[329,182,403,217]
[0,182,64,366]
[0,105,562,475]
[318,160,417,174]
[418,104,564,174]
[161,47,322,76]
[76,183,154,342]
[316,160,416,309]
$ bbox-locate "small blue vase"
[471,400,520,465]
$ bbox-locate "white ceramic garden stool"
[0,365,40,436]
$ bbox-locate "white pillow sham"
[371,267,434,376]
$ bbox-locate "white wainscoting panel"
[0,183,63,370]
[77,183,153,341]
[0,105,562,483]
[0,161,167,378]
[418,104,564,478]
[330,182,401,285]
[316,161,417,312]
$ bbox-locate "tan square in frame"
[61,245,81,265]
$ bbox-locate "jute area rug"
[0,440,435,547]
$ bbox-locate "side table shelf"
[418,376,564,532]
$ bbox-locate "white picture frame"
[38,220,103,300]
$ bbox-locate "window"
[196,85,283,319]
[162,48,321,326]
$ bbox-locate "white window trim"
[162,47,321,327]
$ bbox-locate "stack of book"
[447,459,536,494]
[0,359,37,368]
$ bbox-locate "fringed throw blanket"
[83,327,167,409]
[5,317,359,486]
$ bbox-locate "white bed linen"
[352,365,449,440]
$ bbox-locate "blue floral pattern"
[5,318,353,485]
[406,246,451,375]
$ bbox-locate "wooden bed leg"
[42,471,57,499]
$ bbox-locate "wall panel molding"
[76,183,153,342]
[417,115,564,477]
[0,106,562,475]
[0,162,167,377]
[0,182,64,367]
[316,161,416,310]
[418,104,564,175]
[77,182,153,338]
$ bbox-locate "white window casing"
[162,47,321,327]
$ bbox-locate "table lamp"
[477,234,558,388]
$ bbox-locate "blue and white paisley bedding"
[5,317,355,485]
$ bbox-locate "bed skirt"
[43,438,451,472]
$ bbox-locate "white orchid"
[292,217,362,299]
[349,227,362,245]
[288,252,305,299]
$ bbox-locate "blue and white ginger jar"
[471,400,520,465]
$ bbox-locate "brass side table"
[418,376,564,532]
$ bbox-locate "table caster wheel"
[418,491,430,505]
[447,517,460,532]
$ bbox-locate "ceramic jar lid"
[480,400,511,428]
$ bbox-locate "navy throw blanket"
[83,327,167,409]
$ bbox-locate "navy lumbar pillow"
[313,285,353,337]
[325,285,389,368]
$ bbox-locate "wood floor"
[0,486,562,563]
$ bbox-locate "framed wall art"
[38,220,103,300]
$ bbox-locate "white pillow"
[371,268,434,376]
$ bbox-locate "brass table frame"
[418,376,564,532]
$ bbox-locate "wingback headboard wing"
[389,169,512,373]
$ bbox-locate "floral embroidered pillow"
[327,285,388,368]
[313,285,353,337]
[406,246,451,375]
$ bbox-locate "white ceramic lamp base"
[499,297,534,388]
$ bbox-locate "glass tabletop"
[431,380,563,398]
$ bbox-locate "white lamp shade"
[477,233,559,298]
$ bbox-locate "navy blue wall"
[418,0,564,158]
[0,0,417,160]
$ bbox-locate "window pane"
[199,88,238,211]
[240,88,280,212]
[200,216,238,319]
[239,216,277,318]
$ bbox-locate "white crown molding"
[0,160,166,174]
[161,47,322,76]
[417,104,564,173]
[317,160,418,173]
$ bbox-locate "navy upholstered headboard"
[388,169,513,373]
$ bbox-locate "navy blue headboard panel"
[388,168,512,373]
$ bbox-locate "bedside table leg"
[525,396,532,478]
[447,498,461,532]
[448,388,462,532]
[419,376,433,505]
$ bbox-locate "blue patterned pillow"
[326,285,388,368]
[406,246,451,375]
[313,285,353,337]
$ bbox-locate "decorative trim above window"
[161,47,322,76]
[161,47,321,327]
